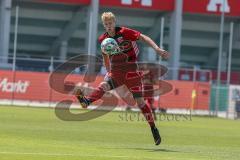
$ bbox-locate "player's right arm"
[139,34,169,59]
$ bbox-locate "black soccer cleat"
[151,126,161,145]
[74,88,89,108]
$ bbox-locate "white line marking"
[0,151,133,159]
[0,151,160,160]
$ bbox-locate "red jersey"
[98,27,141,73]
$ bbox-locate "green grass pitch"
[0,105,239,160]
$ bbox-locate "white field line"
[0,151,129,158]
[0,151,159,160]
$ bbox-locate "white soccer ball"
[101,38,120,55]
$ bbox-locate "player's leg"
[134,97,161,145]
[144,85,157,120]
[148,98,157,120]
[125,72,161,145]
[135,97,155,127]
[125,73,157,127]
[74,76,116,108]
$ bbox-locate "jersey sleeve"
[122,27,141,41]
[98,34,104,44]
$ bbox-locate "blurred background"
[0,0,240,119]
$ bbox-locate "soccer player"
[75,12,169,145]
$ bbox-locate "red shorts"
[105,71,143,98]
[105,54,144,98]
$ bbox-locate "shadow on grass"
[104,147,179,153]
[132,148,179,152]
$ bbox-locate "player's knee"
[135,97,145,106]
[100,82,111,91]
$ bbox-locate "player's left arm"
[139,34,170,59]
[102,53,111,72]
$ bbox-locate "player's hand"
[155,48,170,59]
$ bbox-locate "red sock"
[86,85,106,103]
[139,103,155,127]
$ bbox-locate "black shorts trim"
[104,76,117,90]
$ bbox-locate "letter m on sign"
[121,0,152,6]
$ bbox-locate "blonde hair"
[101,12,116,22]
